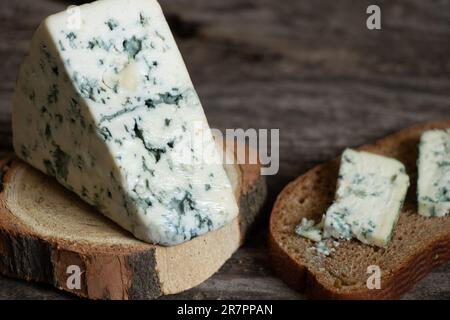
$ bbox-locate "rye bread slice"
[0,142,266,299]
[269,121,450,299]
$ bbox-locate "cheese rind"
[323,149,409,247]
[12,0,238,245]
[418,129,450,217]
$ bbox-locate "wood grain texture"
[0,0,449,299]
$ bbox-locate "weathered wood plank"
[0,0,449,299]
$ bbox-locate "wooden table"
[0,0,449,299]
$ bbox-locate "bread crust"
[0,145,266,299]
[269,121,450,299]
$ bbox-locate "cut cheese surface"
[418,129,450,217]
[323,149,409,247]
[12,0,238,245]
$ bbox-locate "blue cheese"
[323,149,409,247]
[418,129,450,217]
[12,0,238,245]
[295,217,324,242]
[315,241,335,256]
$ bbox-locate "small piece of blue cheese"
[418,129,450,217]
[12,0,238,245]
[315,241,335,256]
[323,149,409,247]
[295,217,324,242]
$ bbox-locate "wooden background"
[0,0,449,299]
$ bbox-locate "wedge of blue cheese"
[12,0,238,245]
[418,129,450,217]
[323,149,410,247]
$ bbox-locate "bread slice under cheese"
[270,121,450,299]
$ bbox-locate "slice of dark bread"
[269,121,450,299]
